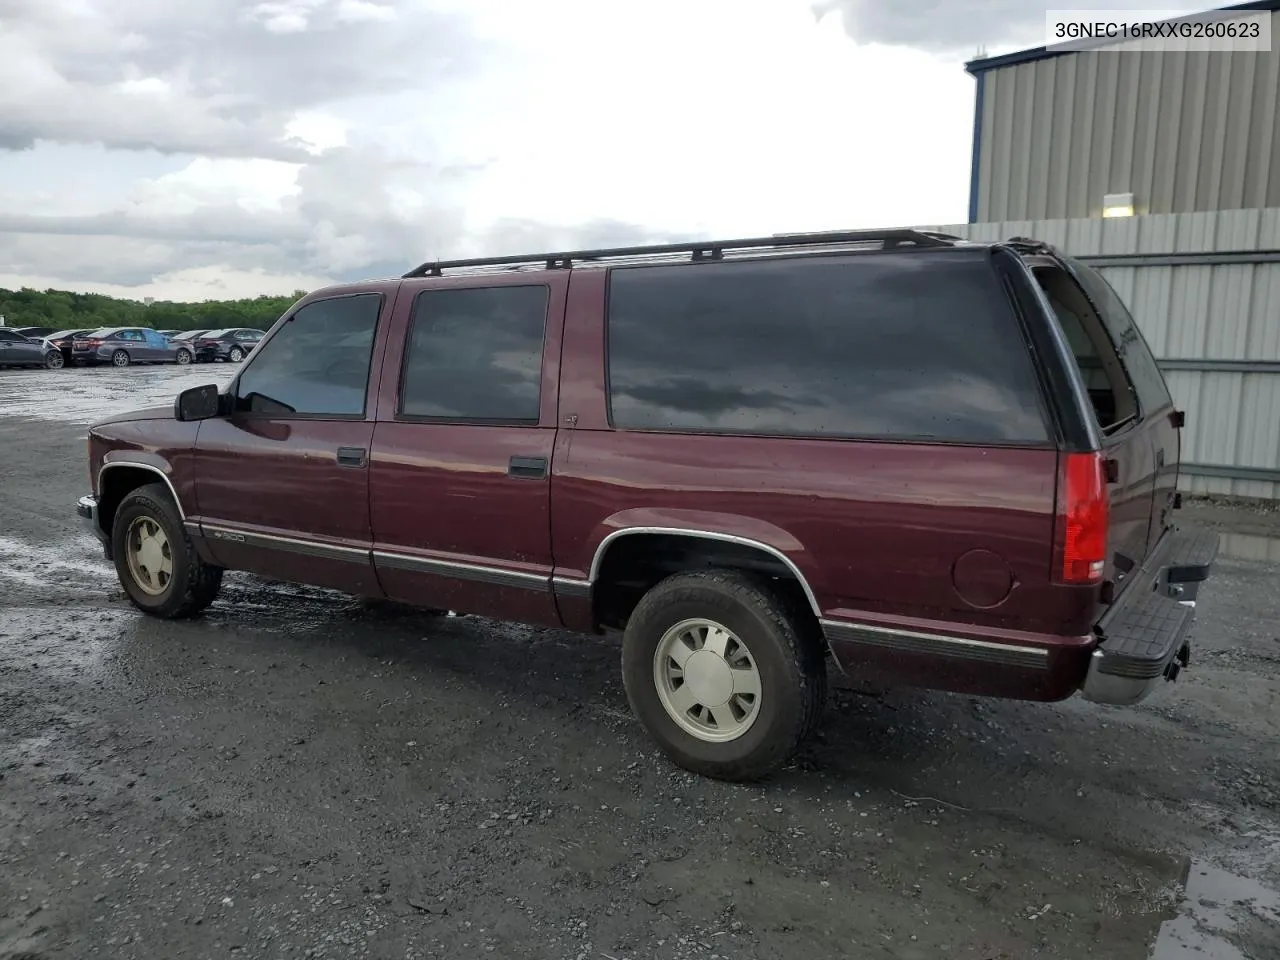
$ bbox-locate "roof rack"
[402,228,961,279]
[1002,236,1061,257]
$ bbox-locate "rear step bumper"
[1081,526,1219,707]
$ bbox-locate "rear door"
[1029,259,1165,591]
[7,332,45,365]
[367,273,567,628]
[118,329,148,358]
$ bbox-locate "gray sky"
[0,0,1211,299]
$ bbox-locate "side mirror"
[175,384,222,422]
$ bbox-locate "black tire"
[44,351,65,369]
[228,346,244,362]
[621,569,827,782]
[110,482,223,618]
[111,349,130,367]
[175,349,192,365]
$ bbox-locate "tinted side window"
[1033,265,1137,433]
[399,285,547,422]
[235,294,381,417]
[606,252,1049,443]
[1068,260,1173,416]
[0,331,17,342]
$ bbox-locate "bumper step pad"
[1082,526,1219,706]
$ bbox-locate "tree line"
[0,287,309,333]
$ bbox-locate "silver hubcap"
[177,351,190,364]
[47,354,63,368]
[113,352,128,366]
[654,618,762,743]
[230,349,242,361]
[125,516,173,596]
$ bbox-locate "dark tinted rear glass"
[399,285,548,422]
[606,251,1049,443]
[1067,260,1173,416]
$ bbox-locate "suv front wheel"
[111,482,224,618]
[621,570,826,781]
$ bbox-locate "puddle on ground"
[0,365,234,423]
[0,533,114,589]
[1151,860,1280,959]
[0,606,133,681]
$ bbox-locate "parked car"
[45,328,97,364]
[77,229,1219,781]
[193,328,265,363]
[169,330,210,346]
[72,327,193,366]
[13,325,55,340]
[0,327,63,368]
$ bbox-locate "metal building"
[965,0,1280,223]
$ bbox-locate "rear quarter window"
[606,251,1050,444]
[1067,260,1173,417]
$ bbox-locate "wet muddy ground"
[2,365,1279,960]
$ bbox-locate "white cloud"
[117,76,170,96]
[335,0,396,24]
[247,0,327,33]
[284,112,349,155]
[128,158,302,216]
[0,0,1020,298]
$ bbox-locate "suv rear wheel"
[111,482,224,618]
[621,570,826,781]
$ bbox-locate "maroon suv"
[77,229,1218,781]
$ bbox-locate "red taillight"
[81,338,101,347]
[1057,451,1109,584]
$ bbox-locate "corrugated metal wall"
[972,10,1280,222]
[923,209,1280,500]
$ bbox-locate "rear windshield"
[606,250,1049,444]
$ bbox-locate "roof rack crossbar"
[402,228,957,278]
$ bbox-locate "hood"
[90,405,176,429]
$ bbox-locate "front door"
[0,330,28,363]
[368,274,567,627]
[192,290,391,595]
[141,328,171,360]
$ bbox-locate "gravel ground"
[2,365,1279,960]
